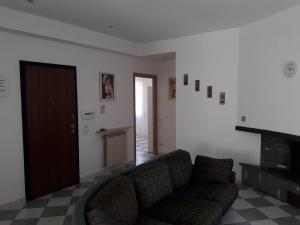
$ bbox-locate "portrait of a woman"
[100,73,115,101]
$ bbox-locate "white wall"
[0,29,154,206]
[142,29,260,179]
[238,5,300,136]
[175,30,260,178]
[154,59,176,154]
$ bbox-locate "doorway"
[20,61,79,200]
[133,73,158,164]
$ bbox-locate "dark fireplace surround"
[237,126,300,207]
[236,126,300,175]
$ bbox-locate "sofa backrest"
[159,150,193,191]
[73,149,193,225]
[127,161,173,211]
[87,176,138,225]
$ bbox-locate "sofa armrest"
[72,176,114,225]
[72,165,138,225]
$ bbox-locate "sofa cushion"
[183,182,239,213]
[192,155,233,184]
[159,150,192,191]
[128,161,173,211]
[87,176,138,225]
[147,195,223,225]
[87,209,120,225]
[136,217,173,225]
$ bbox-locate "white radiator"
[103,131,127,167]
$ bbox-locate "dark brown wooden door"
[20,61,79,201]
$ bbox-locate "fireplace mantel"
[235,126,300,142]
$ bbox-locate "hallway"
[136,136,158,165]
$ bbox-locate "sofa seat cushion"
[87,209,120,225]
[147,196,223,225]
[87,176,138,225]
[192,155,233,184]
[136,217,173,225]
[159,150,193,191]
[128,161,173,211]
[184,182,239,213]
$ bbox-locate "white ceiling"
[0,0,299,43]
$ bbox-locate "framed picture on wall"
[169,78,176,100]
[183,74,188,86]
[100,72,115,102]
[207,86,212,98]
[220,92,225,105]
[195,80,200,92]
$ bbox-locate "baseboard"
[80,160,135,181]
[0,198,25,210]
[80,167,106,181]
[0,161,136,209]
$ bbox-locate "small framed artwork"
[100,72,115,102]
[195,80,200,92]
[207,86,212,98]
[220,92,225,105]
[169,78,176,100]
[183,74,188,86]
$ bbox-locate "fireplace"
[236,126,300,207]
[236,126,300,175]
[290,141,300,175]
[261,134,300,176]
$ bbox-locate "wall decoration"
[100,72,115,102]
[219,92,225,105]
[183,74,188,86]
[207,86,212,98]
[169,78,176,100]
[195,80,200,92]
[284,61,297,78]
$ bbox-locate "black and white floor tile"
[136,136,158,165]
[136,136,149,153]
[1,166,300,225]
[221,186,300,225]
[0,165,135,225]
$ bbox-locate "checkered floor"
[136,136,149,153]
[0,164,135,225]
[136,136,158,165]
[1,167,300,225]
[221,186,300,225]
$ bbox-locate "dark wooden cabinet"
[240,164,296,202]
[242,166,262,191]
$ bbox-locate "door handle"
[69,124,75,134]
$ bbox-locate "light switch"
[83,124,89,133]
[100,105,106,114]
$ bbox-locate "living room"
[1,1,300,225]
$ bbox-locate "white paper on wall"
[0,76,9,97]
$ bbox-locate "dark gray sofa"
[73,150,238,225]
